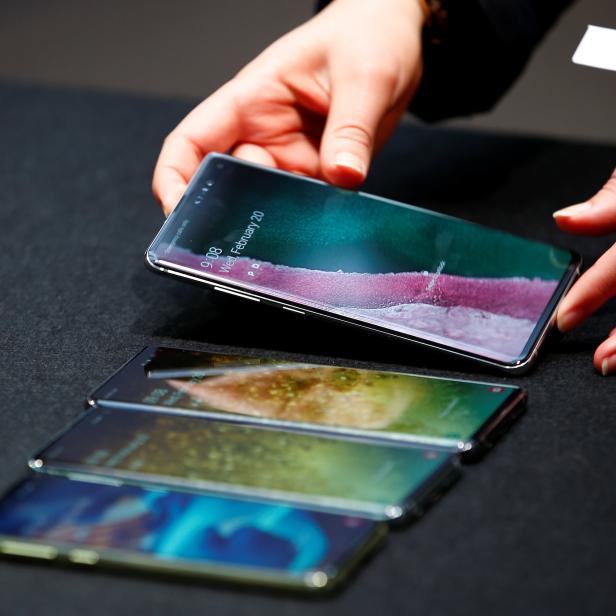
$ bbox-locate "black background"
[1,82,615,615]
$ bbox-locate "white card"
[572,25,616,72]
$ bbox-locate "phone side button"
[0,540,58,560]
[213,287,260,302]
[68,548,100,565]
[282,306,305,315]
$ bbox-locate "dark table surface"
[1,82,615,616]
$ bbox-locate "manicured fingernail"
[334,152,364,176]
[552,202,592,218]
[601,355,616,376]
[557,309,582,333]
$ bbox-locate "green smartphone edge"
[28,455,461,523]
[28,409,462,523]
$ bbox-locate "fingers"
[557,241,616,332]
[553,168,616,236]
[152,84,240,215]
[319,65,397,188]
[258,131,323,178]
[554,170,616,375]
[594,329,616,375]
[153,132,202,216]
[232,143,278,168]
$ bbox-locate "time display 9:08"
[200,247,223,268]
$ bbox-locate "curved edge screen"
[148,154,577,366]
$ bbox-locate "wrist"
[327,0,427,34]
[416,0,431,26]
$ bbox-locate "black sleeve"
[316,0,575,121]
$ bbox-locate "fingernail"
[557,309,582,333]
[552,202,592,218]
[601,355,616,376]
[334,152,364,176]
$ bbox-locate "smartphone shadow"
[131,268,510,379]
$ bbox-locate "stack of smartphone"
[0,346,526,591]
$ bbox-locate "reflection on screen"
[0,475,374,573]
[37,408,451,511]
[96,347,516,447]
[148,155,571,363]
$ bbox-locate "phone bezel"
[146,153,582,375]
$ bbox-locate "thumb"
[553,167,616,236]
[556,240,616,332]
[320,67,395,188]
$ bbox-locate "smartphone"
[145,153,580,373]
[89,346,527,457]
[29,407,459,521]
[0,474,386,591]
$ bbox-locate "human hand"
[553,168,616,374]
[152,0,426,215]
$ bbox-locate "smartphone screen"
[91,346,525,452]
[31,408,458,520]
[147,154,578,369]
[0,474,384,589]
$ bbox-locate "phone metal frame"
[87,345,528,459]
[0,477,387,591]
[145,153,582,375]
